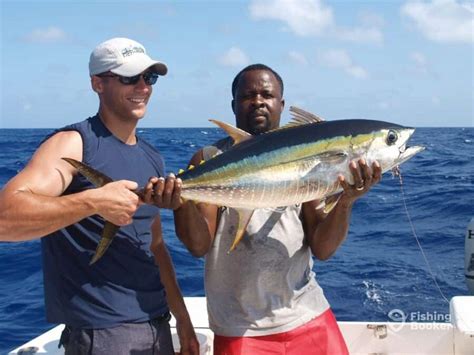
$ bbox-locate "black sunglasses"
[98,72,159,86]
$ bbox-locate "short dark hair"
[231,64,284,98]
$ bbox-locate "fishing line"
[394,167,450,304]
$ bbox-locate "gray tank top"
[203,138,330,337]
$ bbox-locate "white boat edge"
[8,296,474,355]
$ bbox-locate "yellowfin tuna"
[64,107,424,264]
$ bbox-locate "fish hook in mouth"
[397,145,425,166]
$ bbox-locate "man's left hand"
[142,174,182,210]
[338,159,382,204]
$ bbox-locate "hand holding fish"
[338,159,382,204]
[142,174,183,210]
[92,180,140,226]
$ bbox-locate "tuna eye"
[386,130,398,145]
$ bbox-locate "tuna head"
[364,124,425,174]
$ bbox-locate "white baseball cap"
[89,37,168,77]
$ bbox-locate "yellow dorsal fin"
[209,119,252,145]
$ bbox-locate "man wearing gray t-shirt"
[173,64,381,354]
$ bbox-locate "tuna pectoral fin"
[90,222,120,265]
[315,151,348,164]
[228,209,254,253]
[290,152,347,178]
[62,158,113,187]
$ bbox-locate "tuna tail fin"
[227,209,254,253]
[90,222,120,265]
[62,157,113,187]
[62,157,119,265]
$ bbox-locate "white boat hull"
[9,296,474,354]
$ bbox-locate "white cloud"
[218,47,250,67]
[249,0,334,36]
[288,51,308,65]
[410,51,429,73]
[249,0,384,43]
[334,27,383,44]
[318,49,368,79]
[401,0,474,43]
[23,26,67,43]
[347,66,369,79]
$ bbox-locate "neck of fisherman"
[98,105,139,145]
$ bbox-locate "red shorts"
[213,309,348,355]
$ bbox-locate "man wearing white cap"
[0,38,198,354]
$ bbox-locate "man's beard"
[249,126,268,135]
[248,117,270,135]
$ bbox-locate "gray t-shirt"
[203,138,330,337]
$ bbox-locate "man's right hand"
[91,180,140,225]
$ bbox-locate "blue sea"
[0,126,473,353]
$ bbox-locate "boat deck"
[9,296,474,354]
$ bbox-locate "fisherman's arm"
[303,159,382,260]
[302,197,353,261]
[172,150,219,257]
[0,131,140,242]
[150,216,200,355]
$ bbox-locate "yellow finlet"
[209,119,252,145]
[178,168,185,175]
[188,164,195,170]
[323,193,343,214]
[199,160,205,165]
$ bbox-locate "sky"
[1,0,473,129]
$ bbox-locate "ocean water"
[0,126,473,353]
